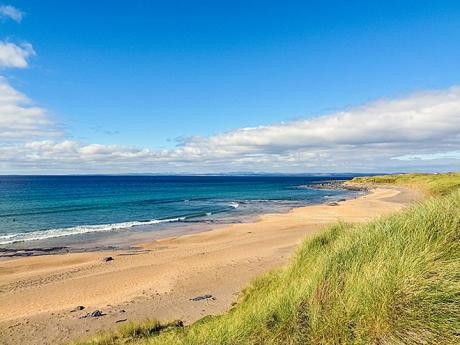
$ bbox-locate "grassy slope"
[74,173,460,345]
[351,172,460,196]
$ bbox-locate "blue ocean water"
[0,175,361,247]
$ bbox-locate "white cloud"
[178,87,460,154]
[393,151,460,161]
[0,76,59,140]
[1,85,460,173]
[0,41,35,68]
[0,5,23,22]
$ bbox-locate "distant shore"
[0,185,420,345]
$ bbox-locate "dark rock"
[90,310,104,317]
[190,294,213,301]
[174,320,184,327]
[102,256,113,262]
[327,202,339,206]
[298,180,368,192]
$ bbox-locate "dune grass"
[71,320,184,345]
[351,172,460,195]
[74,173,460,345]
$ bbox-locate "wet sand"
[0,186,421,345]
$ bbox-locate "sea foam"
[228,202,240,208]
[0,217,185,245]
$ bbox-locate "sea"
[0,175,363,250]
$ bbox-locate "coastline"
[0,186,421,345]
[0,181,364,258]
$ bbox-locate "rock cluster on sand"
[299,181,368,192]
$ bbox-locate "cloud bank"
[1,82,460,173]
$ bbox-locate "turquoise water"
[0,175,360,247]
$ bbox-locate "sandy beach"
[0,186,420,345]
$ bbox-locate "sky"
[1,0,460,174]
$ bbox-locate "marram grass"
[351,172,460,195]
[74,175,460,345]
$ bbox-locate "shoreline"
[0,182,365,259]
[0,186,421,345]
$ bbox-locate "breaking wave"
[0,217,185,245]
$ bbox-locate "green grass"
[74,173,460,345]
[70,320,184,345]
[351,172,460,195]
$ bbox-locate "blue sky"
[1,1,460,173]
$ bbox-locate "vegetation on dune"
[351,172,460,195]
[74,173,460,345]
[71,320,184,345]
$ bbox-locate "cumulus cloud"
[0,41,35,68]
[0,76,59,140]
[0,5,23,22]
[178,87,460,154]
[1,85,460,173]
